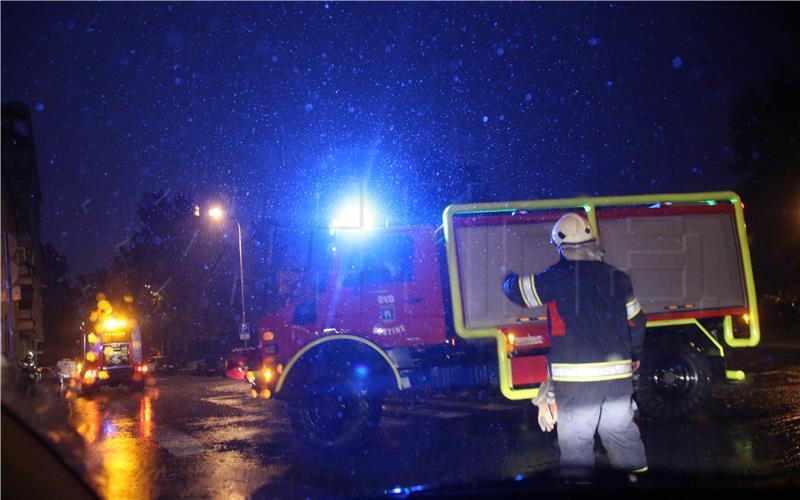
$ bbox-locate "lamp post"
[208,207,248,347]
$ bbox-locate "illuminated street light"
[206,205,249,347]
[208,206,224,220]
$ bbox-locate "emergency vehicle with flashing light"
[80,313,147,395]
[248,191,760,448]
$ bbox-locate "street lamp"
[207,206,248,347]
[208,206,224,220]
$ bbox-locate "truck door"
[323,229,443,347]
[400,227,447,346]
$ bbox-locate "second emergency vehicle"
[81,299,147,394]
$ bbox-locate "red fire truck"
[81,309,148,395]
[249,192,760,447]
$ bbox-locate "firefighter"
[502,212,647,476]
[17,351,39,398]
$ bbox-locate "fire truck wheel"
[289,371,383,449]
[634,336,712,420]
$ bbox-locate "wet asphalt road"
[9,334,800,499]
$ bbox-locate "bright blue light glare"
[354,364,369,378]
[330,197,376,234]
[385,484,427,495]
[103,421,116,436]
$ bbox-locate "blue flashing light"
[330,197,376,235]
[103,421,116,436]
[354,364,369,378]
[385,484,427,495]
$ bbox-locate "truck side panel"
[451,204,748,331]
[455,218,558,330]
[598,206,747,316]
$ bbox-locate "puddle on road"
[69,395,161,500]
[153,445,288,499]
[63,383,290,499]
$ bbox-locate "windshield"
[2,2,799,498]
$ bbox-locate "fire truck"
[249,191,760,447]
[81,305,148,395]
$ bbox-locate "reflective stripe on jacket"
[626,298,642,320]
[550,360,633,382]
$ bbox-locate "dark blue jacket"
[503,259,646,393]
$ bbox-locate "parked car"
[195,354,226,377]
[147,356,179,375]
[224,347,261,381]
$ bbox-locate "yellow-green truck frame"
[442,191,759,401]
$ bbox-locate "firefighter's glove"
[537,403,557,432]
[533,379,557,432]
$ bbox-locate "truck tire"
[634,336,712,420]
[289,368,383,449]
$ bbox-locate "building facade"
[1,102,44,361]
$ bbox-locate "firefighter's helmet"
[551,213,594,247]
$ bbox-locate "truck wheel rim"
[650,356,698,400]
[307,392,354,439]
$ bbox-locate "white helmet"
[551,213,594,247]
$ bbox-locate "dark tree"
[729,69,800,303]
[40,243,82,364]
[104,190,243,359]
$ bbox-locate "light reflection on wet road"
[67,394,159,499]
[63,379,288,499]
[18,337,800,498]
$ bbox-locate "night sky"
[2,2,798,276]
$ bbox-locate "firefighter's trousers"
[555,383,647,473]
